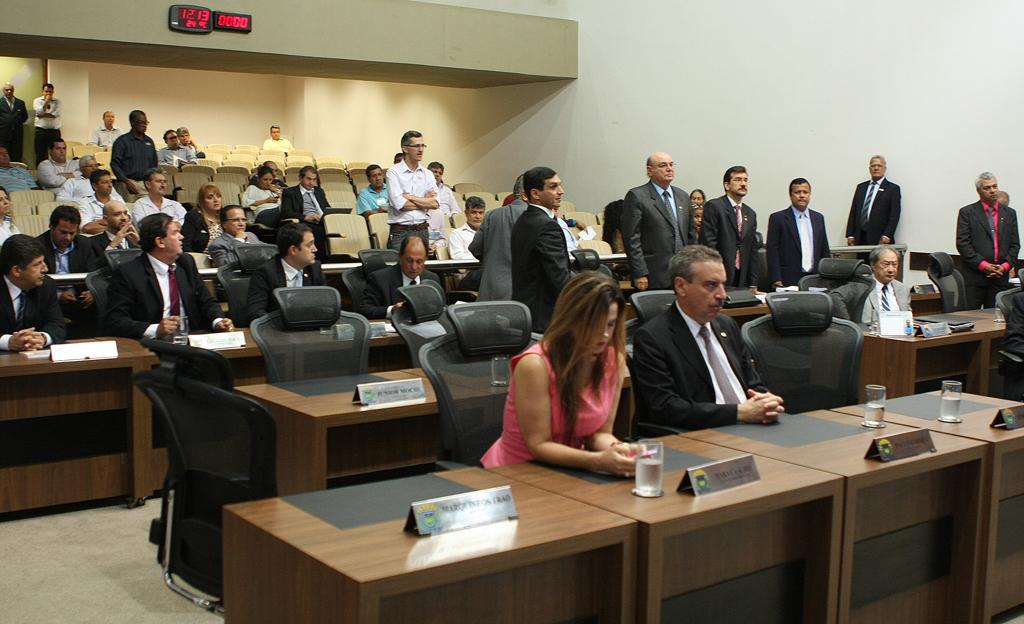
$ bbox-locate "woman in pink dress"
[481,272,636,476]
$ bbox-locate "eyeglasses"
[404,143,427,149]
[876,261,899,268]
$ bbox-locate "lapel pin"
[720,331,728,338]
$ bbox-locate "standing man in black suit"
[701,166,759,289]
[360,235,442,320]
[766,178,831,288]
[105,213,233,339]
[246,223,326,322]
[845,155,901,246]
[37,205,98,335]
[0,83,28,164]
[620,151,693,290]
[511,166,574,332]
[0,234,65,351]
[279,165,331,261]
[632,245,784,430]
[956,172,1020,309]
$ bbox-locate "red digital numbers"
[178,7,210,29]
[217,14,248,28]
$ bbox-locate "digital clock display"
[213,11,252,33]
[168,5,252,34]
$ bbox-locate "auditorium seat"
[324,214,371,258]
[181,164,216,177]
[452,182,485,193]
[346,161,370,171]
[563,211,599,228]
[578,239,612,254]
[217,165,251,176]
[10,189,52,209]
[72,145,98,159]
[204,143,232,153]
[14,214,48,237]
[367,213,390,248]
[233,145,259,155]
[212,172,248,188]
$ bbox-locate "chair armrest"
[1000,350,1024,364]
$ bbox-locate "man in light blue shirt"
[0,147,38,192]
[357,163,391,216]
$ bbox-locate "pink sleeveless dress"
[480,342,619,467]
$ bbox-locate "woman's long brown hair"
[541,272,626,438]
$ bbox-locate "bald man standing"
[620,151,694,290]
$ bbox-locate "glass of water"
[490,355,510,387]
[633,439,664,497]
[938,380,963,423]
[862,384,886,428]
[171,316,189,345]
[995,307,1006,323]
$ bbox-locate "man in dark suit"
[0,83,28,164]
[360,235,442,319]
[620,151,693,290]
[956,172,1020,309]
[845,155,901,246]
[87,201,140,270]
[701,165,759,289]
[105,213,234,339]
[632,245,784,430]
[246,222,326,321]
[510,166,573,332]
[0,234,66,351]
[765,178,830,288]
[37,204,98,335]
[469,174,528,301]
[279,165,331,261]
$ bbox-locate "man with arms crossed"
[385,130,438,251]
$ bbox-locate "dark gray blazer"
[468,198,527,301]
[956,201,1020,287]
[620,182,693,289]
[701,195,759,288]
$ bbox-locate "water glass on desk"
[938,380,963,423]
[491,355,510,387]
[172,316,189,345]
[633,439,664,498]
[862,384,886,428]
[995,307,1006,323]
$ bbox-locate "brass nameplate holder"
[404,485,518,536]
[677,454,760,496]
[992,406,1024,431]
[865,430,936,462]
[353,378,426,406]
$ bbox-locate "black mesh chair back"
[571,248,612,277]
[630,290,676,326]
[927,252,967,312]
[216,244,278,327]
[997,286,1021,319]
[235,243,278,270]
[249,286,370,382]
[142,338,234,390]
[134,368,276,609]
[756,247,771,293]
[85,268,111,321]
[392,284,452,368]
[106,247,144,271]
[797,258,873,291]
[341,249,400,313]
[419,301,532,465]
[741,291,863,413]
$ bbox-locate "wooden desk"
[832,392,1024,622]
[492,436,844,624]
[223,468,637,623]
[684,410,988,624]
[860,310,1004,398]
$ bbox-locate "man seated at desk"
[246,222,325,321]
[829,244,910,323]
[632,245,784,429]
[360,235,442,320]
[0,234,66,351]
[104,213,234,339]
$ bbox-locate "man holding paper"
[0,234,66,351]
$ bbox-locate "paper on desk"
[20,349,51,359]
[578,227,596,241]
[755,294,767,303]
[879,311,914,336]
[384,322,398,334]
[774,286,798,292]
[51,341,119,362]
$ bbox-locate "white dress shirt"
[0,217,20,246]
[143,254,223,338]
[281,259,304,287]
[448,224,478,260]
[242,185,280,215]
[863,177,885,218]
[262,138,294,152]
[89,126,123,148]
[385,160,438,225]
[792,206,814,273]
[874,278,901,312]
[132,195,187,225]
[33,96,61,129]
[677,303,745,404]
[1,276,53,350]
[77,191,124,224]
[36,159,79,190]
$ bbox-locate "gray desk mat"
[882,394,995,421]
[543,447,712,484]
[283,473,472,530]
[273,373,386,397]
[716,412,864,448]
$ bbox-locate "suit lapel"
[141,256,164,313]
[273,260,287,288]
[646,184,676,228]
[975,203,994,243]
[783,209,799,246]
[0,283,16,330]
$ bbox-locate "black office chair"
[135,360,276,611]
[996,286,1020,319]
[215,243,278,327]
[105,247,143,271]
[340,248,399,313]
[571,248,612,278]
[419,301,532,465]
[392,284,452,368]
[927,252,968,313]
[84,268,112,322]
[249,286,370,382]
[741,291,863,413]
[141,338,234,390]
[630,290,676,326]
[797,258,873,292]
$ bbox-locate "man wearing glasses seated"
[830,245,910,322]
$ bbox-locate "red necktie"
[989,205,1000,261]
[168,265,181,317]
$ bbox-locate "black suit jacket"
[633,307,765,430]
[510,205,573,332]
[245,255,326,321]
[765,207,830,287]
[0,275,66,344]
[359,265,443,320]
[955,201,1020,286]
[845,178,901,244]
[35,232,98,294]
[104,252,222,339]
[0,96,28,147]
[87,233,140,271]
[1003,291,1024,355]
[701,195,759,288]
[620,182,693,289]
[280,185,331,221]
[181,210,213,253]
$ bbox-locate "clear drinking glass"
[633,439,664,497]
[171,316,189,345]
[490,355,510,387]
[862,384,886,428]
[995,307,1006,323]
[938,380,963,423]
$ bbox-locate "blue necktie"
[862,182,877,222]
[15,292,25,327]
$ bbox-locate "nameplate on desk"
[405,485,518,536]
[919,322,951,338]
[50,341,118,362]
[865,430,936,462]
[879,311,914,337]
[369,322,388,338]
[187,331,246,350]
[353,378,426,406]
[992,405,1024,431]
[677,454,760,496]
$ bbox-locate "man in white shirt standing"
[131,168,186,225]
[448,195,485,290]
[261,125,294,154]
[88,111,122,148]
[36,138,78,193]
[32,83,61,166]
[385,130,439,251]
[54,154,99,203]
[77,169,125,234]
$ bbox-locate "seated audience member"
[392,152,404,165]
[245,222,324,320]
[601,199,626,254]
[36,139,79,192]
[448,196,485,290]
[0,147,38,191]
[280,165,329,260]
[360,235,442,320]
[76,169,123,234]
[249,161,286,190]
[0,234,66,350]
[829,244,910,322]
[181,183,222,252]
[632,245,785,430]
[207,205,259,268]
[356,164,391,216]
[175,127,204,159]
[110,109,157,196]
[105,213,233,339]
[157,129,197,167]
[244,165,283,227]
[131,168,187,225]
[262,125,294,153]
[89,111,123,148]
[0,186,21,246]
[36,205,98,330]
[480,272,634,473]
[88,201,139,268]
[54,154,98,202]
